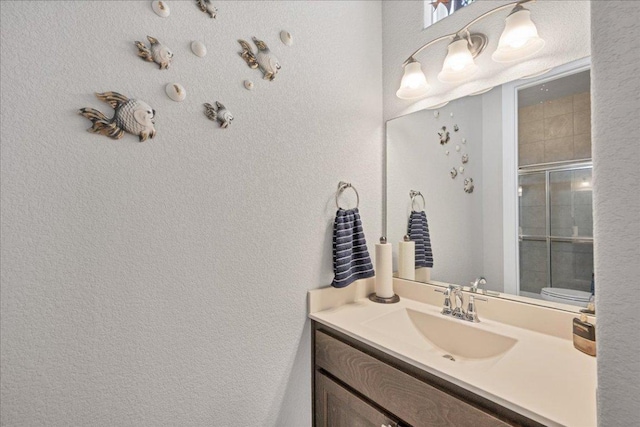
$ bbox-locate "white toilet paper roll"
[375,241,394,298]
[398,240,415,280]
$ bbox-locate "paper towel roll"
[375,239,394,298]
[416,267,431,283]
[398,237,415,280]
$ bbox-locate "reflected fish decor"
[204,101,233,128]
[464,178,475,193]
[438,126,450,145]
[78,92,156,142]
[238,37,281,81]
[135,36,173,70]
[196,0,217,18]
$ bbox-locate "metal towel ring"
[336,181,360,210]
[410,190,426,211]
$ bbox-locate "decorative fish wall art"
[204,102,233,128]
[151,1,170,18]
[464,178,475,193]
[238,37,281,81]
[196,0,217,18]
[135,36,173,70]
[78,92,156,142]
[438,126,450,145]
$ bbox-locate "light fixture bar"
[401,0,536,67]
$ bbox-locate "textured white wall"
[382,0,590,121]
[0,1,382,425]
[591,2,640,426]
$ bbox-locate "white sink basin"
[363,308,517,361]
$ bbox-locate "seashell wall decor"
[151,1,170,17]
[433,110,440,118]
[464,178,475,193]
[238,37,281,81]
[191,41,207,57]
[243,80,254,90]
[450,168,458,179]
[438,126,450,145]
[196,0,217,18]
[78,92,156,142]
[462,153,469,164]
[454,124,459,132]
[135,36,173,70]
[165,83,186,102]
[280,30,293,46]
[204,101,233,128]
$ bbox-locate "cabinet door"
[315,371,398,427]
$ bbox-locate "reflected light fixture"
[396,0,545,100]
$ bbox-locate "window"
[424,0,476,29]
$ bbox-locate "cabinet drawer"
[315,330,510,427]
[316,371,399,427]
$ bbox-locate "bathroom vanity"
[309,278,596,427]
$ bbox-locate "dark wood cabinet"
[312,321,542,427]
[316,371,399,427]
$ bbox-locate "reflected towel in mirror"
[408,211,434,268]
[331,208,375,288]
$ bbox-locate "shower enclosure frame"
[518,160,593,295]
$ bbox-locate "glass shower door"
[518,164,594,297]
[549,167,594,293]
[518,172,548,296]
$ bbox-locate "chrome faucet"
[450,285,465,319]
[439,286,453,315]
[470,277,487,294]
[435,284,488,323]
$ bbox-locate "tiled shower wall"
[518,92,591,166]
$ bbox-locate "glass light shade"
[396,61,430,99]
[437,39,479,83]
[492,8,545,63]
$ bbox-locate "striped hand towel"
[331,208,375,288]
[408,210,434,268]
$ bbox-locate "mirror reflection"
[386,60,594,312]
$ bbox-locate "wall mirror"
[386,57,594,313]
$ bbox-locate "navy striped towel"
[408,210,434,268]
[331,208,375,288]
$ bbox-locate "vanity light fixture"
[492,4,545,63]
[396,0,544,100]
[396,58,431,99]
[438,34,482,83]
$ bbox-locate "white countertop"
[309,280,597,427]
